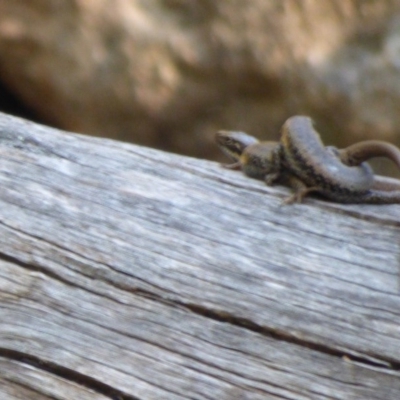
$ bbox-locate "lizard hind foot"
[283,187,319,205]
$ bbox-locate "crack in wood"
[181,303,399,372]
[0,349,140,400]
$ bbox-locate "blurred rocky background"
[0,1,400,175]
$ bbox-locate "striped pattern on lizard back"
[280,116,374,202]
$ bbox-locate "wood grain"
[0,112,400,399]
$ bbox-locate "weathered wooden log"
[0,112,400,400]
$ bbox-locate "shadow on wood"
[0,112,400,399]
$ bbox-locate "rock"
[0,1,399,164]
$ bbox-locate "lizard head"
[216,130,259,162]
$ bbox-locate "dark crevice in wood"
[0,349,141,400]
[0,250,145,316]
[0,250,163,318]
[0,251,75,285]
[0,243,173,311]
[181,303,400,372]
[0,250,110,302]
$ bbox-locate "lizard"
[216,115,400,204]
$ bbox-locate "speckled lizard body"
[216,115,400,204]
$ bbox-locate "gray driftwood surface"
[0,112,400,400]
